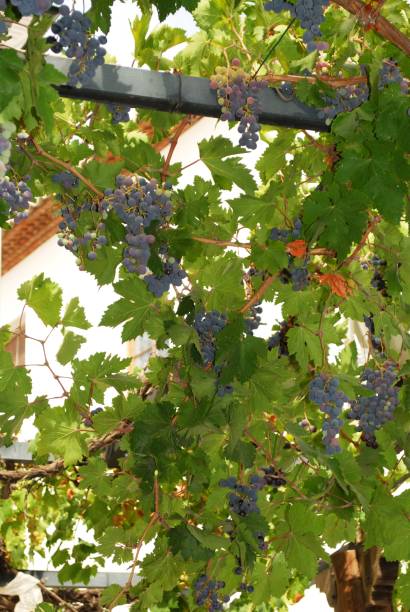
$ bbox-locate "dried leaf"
[317,273,351,298]
[286,240,307,257]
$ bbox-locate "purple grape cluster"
[11,0,63,16]
[291,266,309,291]
[379,60,409,94]
[57,174,173,274]
[210,59,267,150]
[194,310,227,366]
[309,375,347,454]
[0,124,11,173]
[103,175,172,275]
[370,256,388,295]
[52,171,79,190]
[0,176,32,223]
[83,406,103,427]
[106,103,131,124]
[318,81,369,124]
[193,575,229,610]
[47,6,107,87]
[265,0,330,52]
[268,319,291,356]
[220,469,286,518]
[214,364,234,397]
[57,202,108,263]
[244,304,263,335]
[347,363,399,447]
[219,476,260,516]
[269,217,302,242]
[363,314,383,353]
[144,247,186,297]
[260,466,287,487]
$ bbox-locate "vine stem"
[339,215,382,268]
[332,0,410,56]
[161,115,195,182]
[108,476,160,611]
[39,581,78,612]
[193,236,251,250]
[193,235,336,257]
[262,72,368,88]
[239,274,277,313]
[30,138,104,198]
[0,420,134,483]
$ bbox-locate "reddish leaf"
[317,273,351,298]
[286,239,307,257]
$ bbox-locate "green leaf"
[287,326,322,370]
[253,555,289,604]
[61,298,91,330]
[141,537,184,591]
[87,0,113,33]
[35,406,87,465]
[199,136,257,194]
[18,274,62,327]
[100,277,161,341]
[57,332,86,366]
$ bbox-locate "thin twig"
[108,513,159,610]
[30,139,104,198]
[339,215,381,268]
[262,73,368,88]
[239,274,277,313]
[0,420,134,483]
[332,0,410,56]
[161,116,194,182]
[192,236,251,250]
[39,581,78,612]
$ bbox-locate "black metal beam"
[47,57,329,132]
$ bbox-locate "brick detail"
[2,198,62,274]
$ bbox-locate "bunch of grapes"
[11,0,63,16]
[52,171,79,190]
[260,466,287,487]
[47,6,107,87]
[379,60,409,94]
[57,202,108,263]
[194,310,227,366]
[103,175,172,275]
[309,375,348,454]
[82,406,103,427]
[269,218,302,242]
[210,59,267,150]
[318,81,369,124]
[347,363,399,447]
[370,256,388,296]
[219,476,260,516]
[291,265,309,291]
[0,122,12,177]
[220,469,286,518]
[144,246,186,298]
[264,0,329,52]
[363,314,383,353]
[244,304,263,335]
[106,103,131,124]
[0,176,32,223]
[193,575,229,610]
[268,319,292,356]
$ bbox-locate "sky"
[102,0,198,67]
